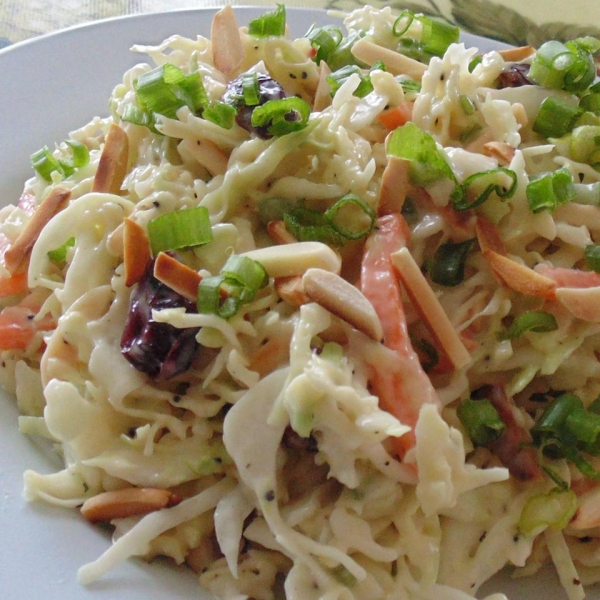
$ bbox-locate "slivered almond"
[498,45,536,62]
[247,335,291,377]
[241,241,341,278]
[274,275,309,306]
[391,248,471,369]
[483,250,557,299]
[351,38,427,80]
[267,220,297,245]
[4,185,71,273]
[211,5,245,76]
[313,61,332,112]
[379,156,409,216]
[482,141,515,165]
[302,268,383,341]
[123,218,151,287]
[154,251,202,301]
[556,286,600,322]
[81,487,181,523]
[92,123,129,195]
[475,216,507,255]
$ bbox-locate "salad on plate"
[2,4,600,599]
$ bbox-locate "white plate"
[0,7,587,600]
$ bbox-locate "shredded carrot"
[0,306,54,350]
[360,213,439,458]
[0,272,27,298]
[377,101,413,130]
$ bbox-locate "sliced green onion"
[567,406,600,446]
[526,168,576,213]
[197,256,268,319]
[584,244,600,272]
[147,206,213,256]
[306,24,343,65]
[387,122,458,189]
[247,4,286,37]
[31,146,62,181]
[250,97,311,136]
[460,95,476,116]
[588,396,600,415]
[125,64,208,131]
[457,397,505,446]
[47,237,75,263]
[392,10,415,37]
[197,275,229,317]
[220,255,269,302]
[396,77,421,100]
[429,238,475,287]
[203,101,237,129]
[282,195,375,246]
[574,181,600,206]
[326,31,364,71]
[529,38,599,93]
[454,168,518,211]
[569,125,600,165]
[327,62,385,99]
[393,11,459,62]
[497,310,559,341]
[469,55,483,72]
[121,104,156,130]
[580,91,600,113]
[258,197,296,224]
[30,139,90,182]
[533,96,581,139]
[242,72,260,107]
[533,394,583,441]
[518,488,577,537]
[324,193,375,240]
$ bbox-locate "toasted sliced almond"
[475,216,507,255]
[92,123,130,195]
[391,248,471,369]
[81,487,180,522]
[274,275,309,306]
[313,61,333,112]
[379,156,409,216]
[498,45,536,62]
[123,218,151,287]
[154,252,202,301]
[178,138,229,177]
[247,334,291,377]
[211,5,245,76]
[241,241,341,278]
[4,185,71,273]
[484,250,557,299]
[556,286,600,322]
[351,38,427,80]
[482,141,515,165]
[302,268,383,341]
[267,220,297,245]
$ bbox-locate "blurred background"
[0,0,598,49]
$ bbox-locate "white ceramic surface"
[0,8,592,600]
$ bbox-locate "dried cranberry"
[222,73,286,138]
[496,63,534,89]
[121,261,199,380]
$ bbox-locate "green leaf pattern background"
[324,0,600,45]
